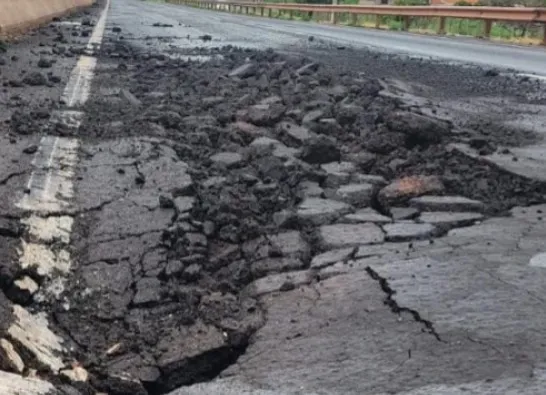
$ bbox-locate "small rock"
[210,152,243,168]
[245,270,313,296]
[296,62,319,76]
[300,135,340,164]
[390,207,420,220]
[418,212,483,229]
[229,62,257,78]
[251,257,305,277]
[173,196,194,214]
[333,183,375,207]
[277,122,311,146]
[120,89,141,106]
[346,151,377,172]
[60,366,88,382]
[0,339,25,373]
[343,208,392,224]
[113,26,122,33]
[183,264,202,281]
[159,194,174,209]
[23,145,38,154]
[302,109,324,126]
[247,103,285,126]
[199,34,212,41]
[351,173,386,186]
[300,181,323,198]
[132,278,161,306]
[310,247,354,269]
[378,175,445,209]
[163,260,183,277]
[484,68,499,77]
[320,223,384,248]
[8,276,38,305]
[23,72,47,86]
[383,223,437,241]
[297,198,351,226]
[37,58,53,68]
[409,195,485,212]
[385,111,450,146]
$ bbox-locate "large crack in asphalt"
[365,266,444,342]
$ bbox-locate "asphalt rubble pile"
[5,42,546,395]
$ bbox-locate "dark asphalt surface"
[1,1,546,394]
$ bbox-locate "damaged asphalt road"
[1,0,546,394]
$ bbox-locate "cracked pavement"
[1,0,546,394]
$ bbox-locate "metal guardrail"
[167,0,546,44]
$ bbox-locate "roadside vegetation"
[256,0,545,44]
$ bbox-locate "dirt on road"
[1,7,546,395]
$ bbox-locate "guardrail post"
[351,14,358,26]
[402,16,410,31]
[268,8,272,17]
[289,10,294,20]
[375,15,381,29]
[542,24,546,46]
[245,6,249,14]
[437,16,446,35]
[484,20,492,38]
[308,11,313,21]
[261,7,264,16]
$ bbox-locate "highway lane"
[113,0,546,76]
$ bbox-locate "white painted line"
[0,370,55,395]
[17,137,80,214]
[7,0,111,378]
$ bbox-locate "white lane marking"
[0,370,55,394]
[17,136,80,214]
[5,0,111,377]
[61,56,97,108]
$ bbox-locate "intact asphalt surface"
[115,0,546,76]
[1,0,546,394]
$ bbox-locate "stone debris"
[343,208,392,224]
[378,175,445,209]
[320,223,385,248]
[410,195,485,212]
[11,41,535,395]
[9,276,39,304]
[228,62,257,78]
[0,370,55,394]
[418,211,484,229]
[210,152,243,168]
[7,305,65,372]
[0,338,25,373]
[245,270,314,297]
[333,183,375,207]
[390,207,420,220]
[383,222,437,241]
[310,247,354,269]
[60,365,89,382]
[297,198,352,225]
